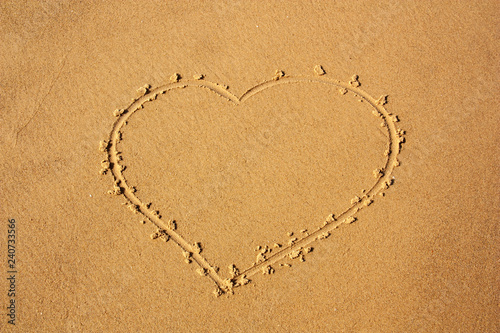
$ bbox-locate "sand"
[1,1,498,332]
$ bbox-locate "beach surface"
[0,1,498,331]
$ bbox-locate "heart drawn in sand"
[98,68,405,297]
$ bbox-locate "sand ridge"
[98,66,405,296]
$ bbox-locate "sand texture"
[1,1,498,332]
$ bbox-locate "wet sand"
[0,1,498,332]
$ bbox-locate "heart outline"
[99,71,404,296]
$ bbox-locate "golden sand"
[0,1,498,332]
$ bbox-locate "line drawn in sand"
[99,67,405,297]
